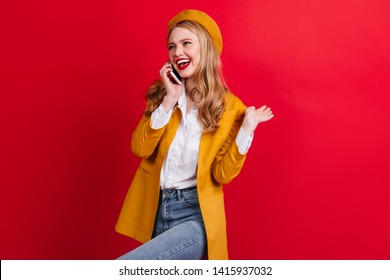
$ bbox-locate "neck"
[184,78,195,94]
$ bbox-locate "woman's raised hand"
[160,61,183,112]
[241,105,274,135]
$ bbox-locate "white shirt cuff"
[151,104,173,129]
[236,127,254,155]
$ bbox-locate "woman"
[116,9,274,260]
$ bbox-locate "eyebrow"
[168,38,193,45]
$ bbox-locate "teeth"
[177,59,190,66]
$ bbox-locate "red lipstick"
[176,58,191,70]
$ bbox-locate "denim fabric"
[117,187,207,260]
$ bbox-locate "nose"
[174,45,184,57]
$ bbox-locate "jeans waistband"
[161,186,197,201]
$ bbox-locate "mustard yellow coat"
[115,92,247,259]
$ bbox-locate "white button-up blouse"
[151,90,252,189]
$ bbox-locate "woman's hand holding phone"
[160,61,183,112]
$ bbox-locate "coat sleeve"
[210,97,247,185]
[130,114,167,158]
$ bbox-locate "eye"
[183,41,192,46]
[168,44,175,50]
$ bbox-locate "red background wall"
[1,0,390,259]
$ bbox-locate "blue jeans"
[117,187,207,260]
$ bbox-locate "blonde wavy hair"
[144,20,228,133]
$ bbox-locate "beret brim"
[168,9,223,55]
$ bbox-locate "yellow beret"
[168,9,223,55]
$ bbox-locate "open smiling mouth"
[176,59,191,70]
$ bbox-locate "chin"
[180,71,195,79]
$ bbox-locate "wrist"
[162,97,176,112]
[241,122,255,136]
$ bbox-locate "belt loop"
[161,189,166,201]
[176,189,182,201]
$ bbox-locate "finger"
[245,106,255,113]
[160,62,172,72]
[261,106,273,114]
[263,107,271,114]
[257,105,267,111]
[257,109,273,119]
[161,65,173,76]
[160,69,170,80]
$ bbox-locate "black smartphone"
[169,65,182,85]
